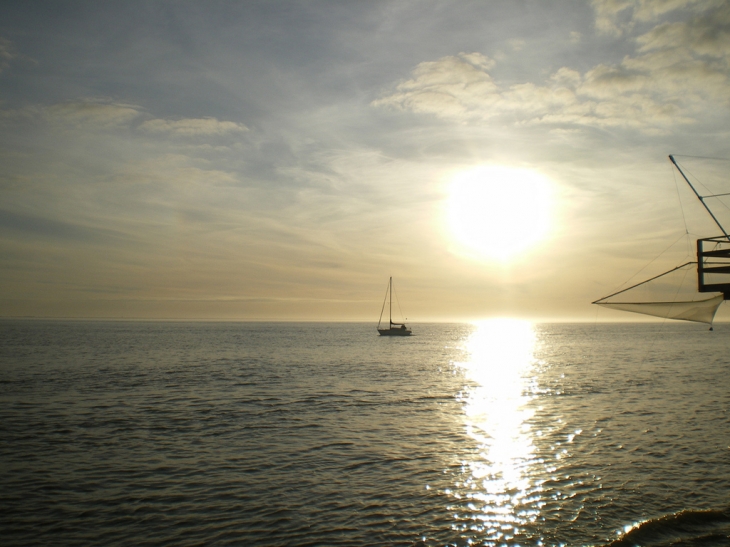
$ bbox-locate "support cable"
[596,232,690,302]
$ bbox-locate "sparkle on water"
[453,319,539,543]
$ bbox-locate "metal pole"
[389,277,392,325]
[669,155,730,239]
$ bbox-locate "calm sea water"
[1,320,730,546]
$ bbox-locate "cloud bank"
[374,1,730,134]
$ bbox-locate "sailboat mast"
[669,155,730,239]
[389,276,393,325]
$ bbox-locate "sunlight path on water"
[451,319,542,544]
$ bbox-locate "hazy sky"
[2,0,730,321]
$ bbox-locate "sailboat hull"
[377,328,412,336]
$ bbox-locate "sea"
[1,319,730,547]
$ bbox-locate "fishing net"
[593,262,724,325]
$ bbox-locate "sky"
[1,0,730,322]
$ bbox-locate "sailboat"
[377,277,412,336]
[593,155,730,328]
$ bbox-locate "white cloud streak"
[139,117,249,136]
[43,100,143,127]
[1,101,250,141]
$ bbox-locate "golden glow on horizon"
[446,166,552,261]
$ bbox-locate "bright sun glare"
[446,165,553,261]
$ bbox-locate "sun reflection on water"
[452,318,540,544]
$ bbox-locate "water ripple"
[1,320,730,545]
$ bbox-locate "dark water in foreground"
[1,320,730,546]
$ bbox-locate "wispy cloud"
[0,208,131,244]
[111,154,242,189]
[1,101,250,138]
[0,37,16,74]
[43,100,143,127]
[371,52,500,121]
[139,117,248,136]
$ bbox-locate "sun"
[445,165,553,261]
